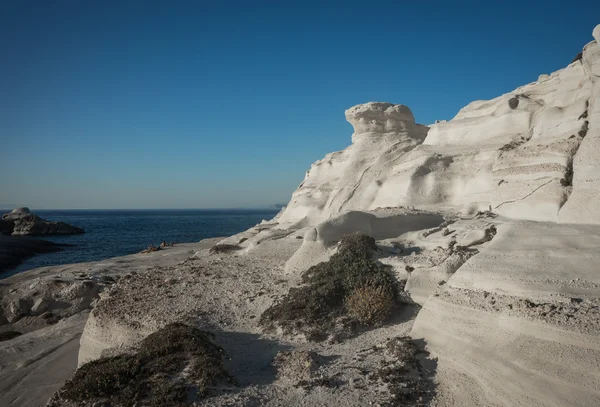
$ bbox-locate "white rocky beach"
[1,23,600,407]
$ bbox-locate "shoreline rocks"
[1,207,84,236]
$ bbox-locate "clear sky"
[1,1,598,209]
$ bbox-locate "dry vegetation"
[346,284,396,326]
[47,323,233,407]
[260,233,400,341]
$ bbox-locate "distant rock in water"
[1,207,84,236]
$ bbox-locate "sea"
[5,209,279,277]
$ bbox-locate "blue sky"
[1,1,598,209]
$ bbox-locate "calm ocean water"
[6,209,279,276]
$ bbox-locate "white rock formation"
[278,27,599,225]
[558,28,600,223]
[411,221,600,406]
[277,102,429,226]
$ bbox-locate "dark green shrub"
[260,233,399,341]
[48,323,233,407]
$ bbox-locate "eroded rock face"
[1,207,84,236]
[278,27,600,226]
[411,221,600,406]
[558,26,600,223]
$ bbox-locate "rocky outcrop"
[277,27,600,226]
[1,207,84,236]
[0,276,101,325]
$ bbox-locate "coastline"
[3,208,280,277]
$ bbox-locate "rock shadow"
[389,302,421,325]
[411,337,438,406]
[212,330,292,387]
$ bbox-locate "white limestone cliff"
[558,28,600,223]
[278,28,599,226]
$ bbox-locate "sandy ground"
[2,209,600,406]
[75,226,436,406]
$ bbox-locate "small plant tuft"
[345,283,395,326]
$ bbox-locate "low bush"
[48,323,233,406]
[260,233,399,341]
